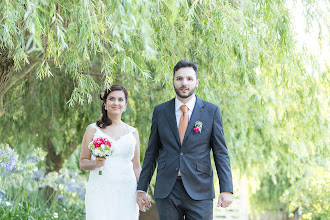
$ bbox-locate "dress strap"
[127,125,138,134]
[89,122,99,131]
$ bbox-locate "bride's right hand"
[95,157,106,168]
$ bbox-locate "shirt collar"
[175,95,196,112]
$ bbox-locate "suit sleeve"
[211,106,233,193]
[137,107,161,192]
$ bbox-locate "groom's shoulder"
[153,99,173,111]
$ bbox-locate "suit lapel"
[183,97,205,143]
[164,98,181,146]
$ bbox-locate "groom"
[137,60,233,219]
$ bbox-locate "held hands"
[95,157,106,168]
[217,192,233,208]
[136,191,151,212]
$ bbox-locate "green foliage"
[0,71,101,171]
[281,165,330,220]
[0,0,329,216]
[0,201,85,220]
[250,175,290,212]
[0,201,52,220]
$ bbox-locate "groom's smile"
[180,87,189,92]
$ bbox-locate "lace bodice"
[89,122,137,162]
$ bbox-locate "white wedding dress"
[85,122,139,220]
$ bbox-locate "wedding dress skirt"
[85,123,139,220]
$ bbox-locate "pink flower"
[194,120,203,133]
[93,138,102,148]
[93,138,111,148]
[105,140,111,147]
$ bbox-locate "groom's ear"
[196,79,199,88]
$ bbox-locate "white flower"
[15,160,24,171]
[27,181,38,191]
[10,173,24,186]
[194,120,203,133]
[43,171,59,189]
[32,147,47,161]
[25,160,38,173]
[96,148,102,156]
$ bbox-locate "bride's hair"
[96,84,128,128]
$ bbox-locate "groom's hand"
[217,192,233,208]
[137,191,151,212]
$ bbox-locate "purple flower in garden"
[59,172,86,200]
[69,170,78,178]
[0,150,18,171]
[27,153,40,163]
[33,167,46,180]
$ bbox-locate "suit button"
[176,168,178,171]
[180,152,184,156]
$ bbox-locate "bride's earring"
[123,108,126,112]
[104,106,107,111]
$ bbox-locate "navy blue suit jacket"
[137,96,233,200]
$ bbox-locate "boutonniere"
[193,120,203,133]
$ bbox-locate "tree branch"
[2,61,39,96]
[82,72,103,76]
[0,96,4,117]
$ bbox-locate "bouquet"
[88,137,113,175]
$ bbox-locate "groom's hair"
[173,60,198,79]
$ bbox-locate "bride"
[79,84,141,220]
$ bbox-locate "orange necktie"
[179,105,189,144]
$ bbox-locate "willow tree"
[1,0,329,214]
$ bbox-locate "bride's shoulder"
[125,123,138,134]
[86,122,99,133]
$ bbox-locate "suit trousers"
[156,178,213,220]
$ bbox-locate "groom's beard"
[174,86,196,99]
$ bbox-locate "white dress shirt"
[175,95,196,128]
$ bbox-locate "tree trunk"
[44,134,65,172]
[44,118,65,173]
[0,48,15,117]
